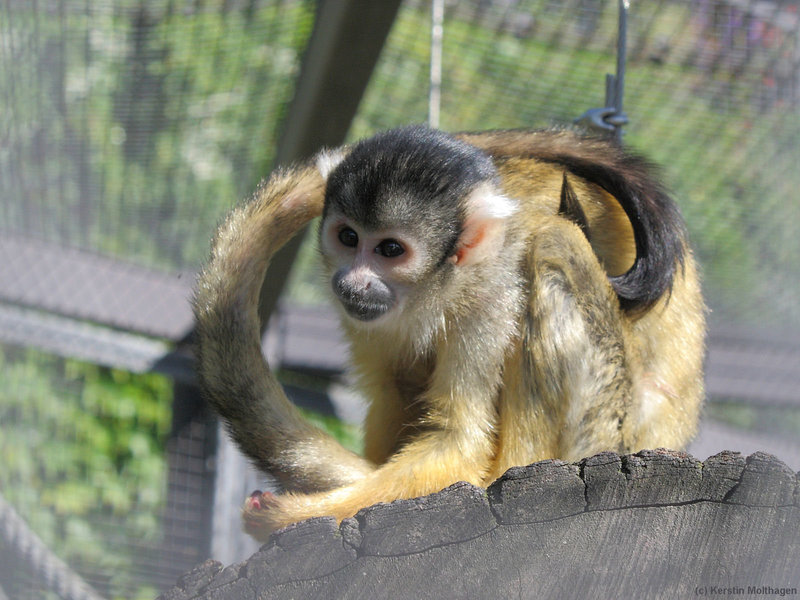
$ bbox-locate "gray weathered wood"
[158,450,800,600]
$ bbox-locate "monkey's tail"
[459,129,687,313]
[192,161,374,493]
[539,131,686,313]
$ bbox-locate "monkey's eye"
[338,227,359,248]
[375,239,405,258]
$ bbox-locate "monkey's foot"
[243,490,279,537]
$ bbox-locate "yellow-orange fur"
[193,129,705,541]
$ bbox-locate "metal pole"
[575,0,629,141]
[429,0,444,129]
[611,0,629,143]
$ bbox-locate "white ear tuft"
[316,148,347,180]
[466,183,518,220]
[451,184,517,267]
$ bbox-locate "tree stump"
[158,450,800,599]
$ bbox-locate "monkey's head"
[317,126,517,326]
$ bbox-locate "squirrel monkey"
[193,126,705,540]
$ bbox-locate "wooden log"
[158,450,800,600]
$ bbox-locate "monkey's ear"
[450,184,517,267]
[315,148,348,179]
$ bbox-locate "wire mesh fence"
[1,0,799,597]
[1,0,313,273]
[349,0,800,330]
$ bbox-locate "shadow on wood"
[159,450,799,599]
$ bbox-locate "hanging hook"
[575,0,629,142]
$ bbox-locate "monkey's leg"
[624,253,706,451]
[490,218,632,479]
[194,161,375,493]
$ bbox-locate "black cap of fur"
[324,126,498,263]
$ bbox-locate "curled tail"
[458,129,687,312]
[192,158,373,493]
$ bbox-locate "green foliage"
[0,347,172,599]
[4,2,314,272]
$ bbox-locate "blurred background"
[1,0,798,598]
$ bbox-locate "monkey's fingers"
[246,489,275,511]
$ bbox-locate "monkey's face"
[316,126,518,327]
[319,214,432,324]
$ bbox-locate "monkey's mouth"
[333,276,396,323]
[341,300,391,322]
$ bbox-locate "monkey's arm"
[242,288,516,539]
[193,160,375,493]
[242,391,499,539]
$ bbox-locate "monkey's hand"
[243,490,279,536]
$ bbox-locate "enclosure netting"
[1,0,798,598]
